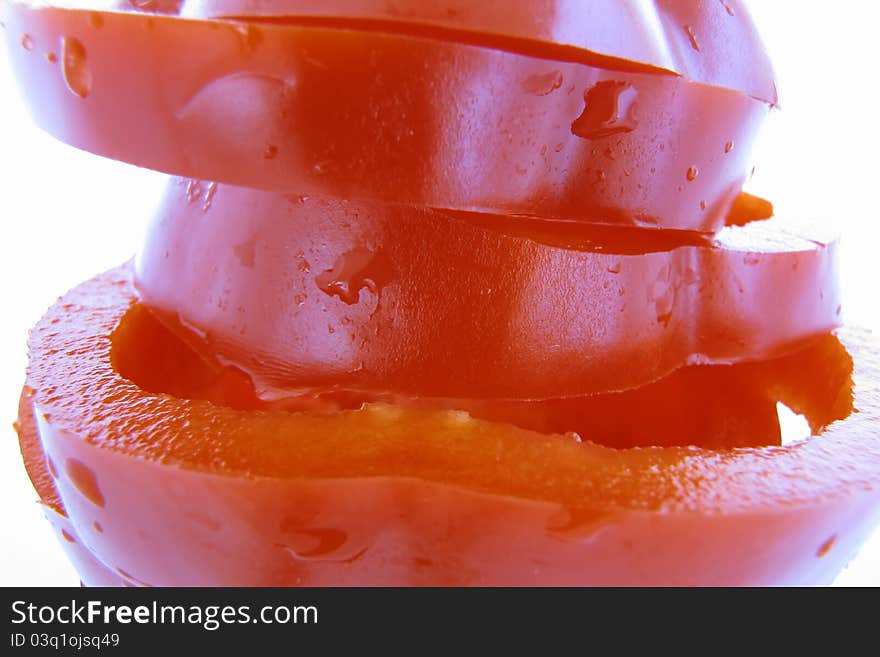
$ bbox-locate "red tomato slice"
[111,0,778,104]
[18,265,880,585]
[134,181,840,400]
[2,2,768,231]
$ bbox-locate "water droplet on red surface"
[316,248,394,305]
[546,507,609,542]
[65,458,105,508]
[571,81,638,140]
[185,179,203,204]
[684,25,700,52]
[279,528,368,563]
[21,34,34,51]
[686,166,699,181]
[650,266,676,327]
[202,182,218,211]
[522,70,563,96]
[61,36,92,98]
[816,534,836,557]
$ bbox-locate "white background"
[1,1,879,586]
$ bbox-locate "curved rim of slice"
[16,386,65,516]
[27,0,777,103]
[24,264,880,515]
[3,2,769,232]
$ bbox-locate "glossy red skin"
[2,3,768,231]
[113,0,778,104]
[134,181,840,399]
[19,266,880,586]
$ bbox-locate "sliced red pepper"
[109,0,778,104]
[134,181,840,399]
[109,303,784,450]
[2,2,768,231]
[16,388,128,587]
[17,264,880,586]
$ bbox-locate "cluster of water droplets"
[19,17,97,99]
[180,179,218,211]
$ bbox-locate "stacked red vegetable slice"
[135,182,840,400]
[4,0,771,230]
[5,0,880,586]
